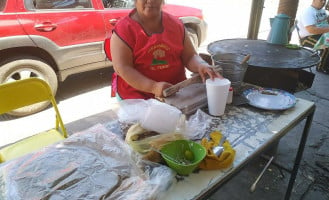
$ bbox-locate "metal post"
[284,106,315,200]
[247,0,265,39]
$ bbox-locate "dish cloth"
[199,131,235,170]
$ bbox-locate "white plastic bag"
[117,99,215,140]
[141,100,182,134]
[118,99,184,134]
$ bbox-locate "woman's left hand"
[198,63,223,82]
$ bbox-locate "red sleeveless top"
[109,9,186,99]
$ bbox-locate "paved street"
[1,0,328,199]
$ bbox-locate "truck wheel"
[0,57,58,116]
[187,27,199,51]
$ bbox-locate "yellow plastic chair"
[0,78,68,163]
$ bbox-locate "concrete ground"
[1,0,328,199]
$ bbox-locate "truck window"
[103,0,134,8]
[0,0,6,11]
[34,0,92,9]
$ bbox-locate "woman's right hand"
[152,82,173,98]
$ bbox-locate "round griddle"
[208,39,320,69]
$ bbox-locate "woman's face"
[135,0,164,19]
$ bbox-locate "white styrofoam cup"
[206,78,231,116]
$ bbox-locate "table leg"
[284,107,315,200]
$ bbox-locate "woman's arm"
[181,29,222,82]
[110,32,172,97]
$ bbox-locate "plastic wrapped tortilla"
[0,124,174,200]
[125,123,185,162]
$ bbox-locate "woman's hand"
[183,52,223,82]
[152,81,173,98]
[198,62,223,82]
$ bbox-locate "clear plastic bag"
[117,99,214,140]
[117,99,149,124]
[0,124,174,200]
[125,123,186,154]
[141,101,182,134]
[118,99,184,134]
[184,109,215,140]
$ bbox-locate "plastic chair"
[293,20,303,45]
[293,20,315,73]
[0,78,68,163]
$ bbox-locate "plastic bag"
[117,99,216,140]
[125,123,185,153]
[141,101,182,134]
[118,99,185,134]
[0,124,174,200]
[117,99,149,124]
[184,109,215,140]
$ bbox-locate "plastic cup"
[206,78,231,116]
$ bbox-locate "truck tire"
[186,27,199,51]
[0,57,58,116]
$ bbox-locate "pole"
[277,0,299,41]
[247,0,265,39]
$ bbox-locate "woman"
[107,0,222,100]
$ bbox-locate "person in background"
[105,0,222,100]
[298,0,329,74]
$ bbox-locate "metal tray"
[243,88,296,110]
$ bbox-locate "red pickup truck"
[0,0,207,116]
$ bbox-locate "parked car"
[0,0,207,116]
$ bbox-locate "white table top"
[0,98,314,200]
[163,98,314,200]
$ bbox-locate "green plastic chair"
[0,78,67,163]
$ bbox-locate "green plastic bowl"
[160,140,206,175]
